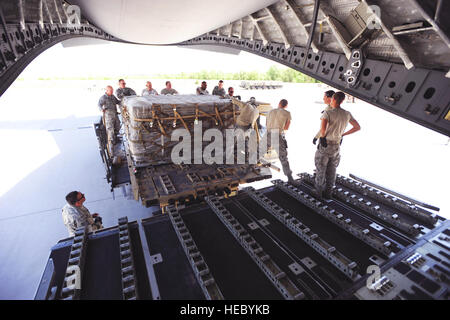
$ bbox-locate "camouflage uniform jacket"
[98,94,120,112]
[62,204,94,236]
[116,87,137,100]
[141,88,158,96]
[212,86,226,96]
[161,88,178,95]
[196,87,209,95]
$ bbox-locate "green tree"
[265,66,281,81]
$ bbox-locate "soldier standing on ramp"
[314,91,361,200]
[98,85,121,155]
[265,99,296,185]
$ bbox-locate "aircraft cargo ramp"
[36,174,449,300]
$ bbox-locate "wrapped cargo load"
[122,95,238,166]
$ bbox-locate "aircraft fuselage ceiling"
[0,0,449,136]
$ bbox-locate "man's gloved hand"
[319,137,328,148]
[313,137,317,145]
[94,216,102,224]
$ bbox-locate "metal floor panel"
[319,196,414,249]
[80,232,123,300]
[223,200,335,299]
[232,195,356,288]
[142,215,205,300]
[333,183,433,229]
[300,174,438,231]
[46,241,73,300]
[37,224,153,300]
[264,188,385,269]
[112,165,131,186]
[128,223,153,299]
[292,183,413,250]
[180,207,283,299]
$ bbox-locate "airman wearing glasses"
[224,87,234,98]
[62,191,102,236]
[115,78,137,100]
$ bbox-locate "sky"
[19,39,283,79]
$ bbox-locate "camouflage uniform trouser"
[267,131,292,177]
[314,142,341,196]
[235,124,257,163]
[104,110,120,153]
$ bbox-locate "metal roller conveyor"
[166,206,224,300]
[273,180,396,256]
[244,186,359,280]
[205,196,306,300]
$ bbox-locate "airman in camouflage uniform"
[161,81,178,95]
[313,90,335,144]
[247,97,263,131]
[98,86,121,153]
[116,79,137,100]
[236,100,259,130]
[196,81,209,95]
[224,87,234,99]
[141,81,158,96]
[212,80,226,97]
[234,99,260,163]
[265,99,295,184]
[62,191,102,236]
[314,91,361,199]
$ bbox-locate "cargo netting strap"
[130,102,239,125]
[123,100,242,164]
